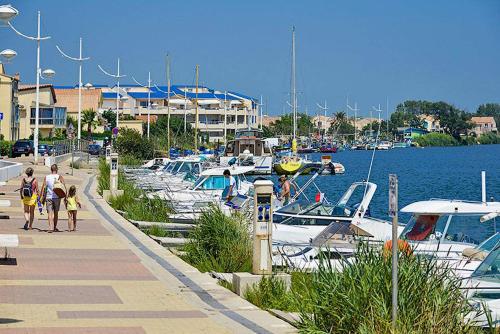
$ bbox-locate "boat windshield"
[472,245,500,283]
[401,214,496,244]
[192,175,239,191]
[165,162,179,173]
[476,233,500,253]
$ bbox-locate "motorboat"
[220,128,273,175]
[147,165,255,213]
[319,144,337,153]
[272,181,401,270]
[376,141,392,150]
[399,199,500,260]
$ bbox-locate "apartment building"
[0,63,19,141]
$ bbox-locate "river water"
[267,144,500,241]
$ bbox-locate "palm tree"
[81,109,99,137]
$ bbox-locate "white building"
[96,83,259,142]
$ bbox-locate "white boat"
[147,165,254,213]
[399,199,500,260]
[376,141,392,150]
[272,181,401,270]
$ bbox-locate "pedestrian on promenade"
[40,164,66,233]
[65,185,81,231]
[20,167,39,230]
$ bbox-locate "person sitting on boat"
[223,169,237,202]
[279,175,292,205]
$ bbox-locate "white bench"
[0,234,19,248]
[0,199,11,207]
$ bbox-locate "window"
[54,107,66,127]
[30,107,54,125]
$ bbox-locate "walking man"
[41,164,66,233]
[223,169,237,202]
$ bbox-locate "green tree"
[476,103,500,126]
[270,113,314,137]
[81,109,99,137]
[329,112,355,136]
[102,109,116,129]
[114,128,154,159]
[428,103,472,139]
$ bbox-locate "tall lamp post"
[56,38,90,141]
[4,6,55,164]
[98,59,126,132]
[132,72,152,139]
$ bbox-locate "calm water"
[268,145,500,238]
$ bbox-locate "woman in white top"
[41,164,66,233]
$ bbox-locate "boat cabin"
[190,166,254,192]
[224,128,271,157]
[400,200,500,246]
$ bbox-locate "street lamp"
[0,4,18,25]
[132,72,152,138]
[0,48,17,63]
[98,59,126,133]
[56,38,90,140]
[5,6,54,164]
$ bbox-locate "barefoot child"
[65,185,81,231]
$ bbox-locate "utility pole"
[347,102,359,142]
[98,58,126,134]
[223,91,227,144]
[195,65,199,154]
[258,95,264,130]
[167,54,171,156]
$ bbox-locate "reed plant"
[144,225,174,238]
[97,158,110,195]
[119,154,144,167]
[294,243,482,334]
[124,196,172,222]
[183,205,252,273]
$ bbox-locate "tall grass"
[294,243,482,334]
[97,158,110,195]
[183,205,252,273]
[119,154,144,167]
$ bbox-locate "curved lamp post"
[56,38,90,140]
[3,6,54,164]
[98,59,126,133]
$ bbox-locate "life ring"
[383,239,412,257]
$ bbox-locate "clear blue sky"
[2,0,500,118]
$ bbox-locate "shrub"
[97,158,110,195]
[294,243,481,334]
[415,132,458,147]
[0,141,13,157]
[478,132,500,145]
[183,205,252,273]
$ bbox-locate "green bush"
[415,132,458,147]
[119,154,143,167]
[97,158,110,195]
[114,128,154,160]
[0,141,13,157]
[294,244,481,334]
[183,205,252,273]
[478,132,500,145]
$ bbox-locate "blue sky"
[2,0,500,118]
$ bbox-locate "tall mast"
[195,65,199,154]
[166,54,171,156]
[291,26,297,140]
[223,91,227,145]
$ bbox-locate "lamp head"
[0,4,19,25]
[42,69,55,79]
[0,48,17,63]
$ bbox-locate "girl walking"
[20,167,39,230]
[65,185,81,231]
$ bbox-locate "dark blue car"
[38,144,49,156]
[88,144,101,156]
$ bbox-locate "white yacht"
[399,199,500,260]
[272,181,401,270]
[147,165,254,213]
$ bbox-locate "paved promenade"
[0,158,295,334]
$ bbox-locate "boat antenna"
[363,104,382,198]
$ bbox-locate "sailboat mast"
[195,65,199,154]
[291,26,297,140]
[166,54,171,157]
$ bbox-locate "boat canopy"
[401,200,500,215]
[200,166,254,176]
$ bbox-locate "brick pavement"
[0,157,296,334]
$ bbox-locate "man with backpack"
[20,167,39,230]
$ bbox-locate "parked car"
[47,145,55,156]
[11,140,34,157]
[88,144,101,156]
[38,144,49,156]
